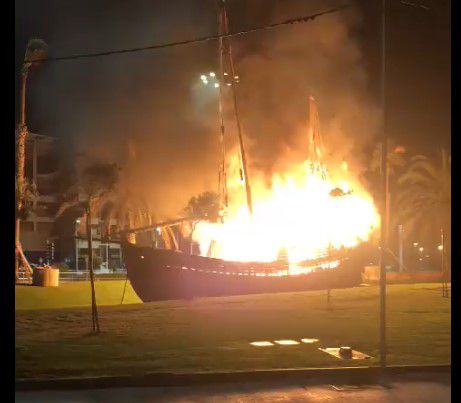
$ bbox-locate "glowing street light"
[419,247,424,252]
[200,72,222,88]
[413,242,418,247]
[437,245,443,251]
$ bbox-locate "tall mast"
[217,4,228,210]
[218,0,253,216]
[307,96,327,180]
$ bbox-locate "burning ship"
[122,2,379,302]
[122,96,378,302]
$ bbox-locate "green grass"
[15,283,450,380]
[15,280,141,310]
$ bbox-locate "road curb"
[16,365,450,391]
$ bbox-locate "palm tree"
[15,178,39,279]
[397,149,451,273]
[369,139,407,247]
[370,140,407,175]
[16,178,39,221]
[16,38,48,282]
[57,162,119,333]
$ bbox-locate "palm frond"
[397,149,451,244]
[24,38,48,66]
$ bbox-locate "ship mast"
[217,3,228,210]
[218,0,253,216]
[307,95,327,180]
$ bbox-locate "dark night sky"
[15,0,450,148]
[14,0,450,212]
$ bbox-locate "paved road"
[16,378,450,402]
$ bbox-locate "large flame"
[193,151,379,266]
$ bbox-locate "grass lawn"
[15,283,450,380]
[15,280,141,310]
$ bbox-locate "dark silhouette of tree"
[397,149,451,274]
[57,162,119,333]
[16,38,48,282]
[183,191,220,254]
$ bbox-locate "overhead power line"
[24,4,349,64]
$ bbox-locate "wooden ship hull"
[122,240,362,302]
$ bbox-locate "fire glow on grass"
[193,152,380,267]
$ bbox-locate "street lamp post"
[440,228,448,298]
[398,224,404,272]
[379,0,429,369]
[379,0,388,370]
[75,219,81,271]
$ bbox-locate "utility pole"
[441,228,448,298]
[379,0,430,367]
[379,0,388,369]
[398,224,404,272]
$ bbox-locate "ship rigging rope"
[24,5,349,63]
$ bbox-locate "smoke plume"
[30,0,380,219]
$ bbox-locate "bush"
[53,262,71,272]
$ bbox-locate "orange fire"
[193,152,380,265]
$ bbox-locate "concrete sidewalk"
[16,373,450,403]
[15,381,451,403]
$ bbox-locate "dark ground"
[15,373,451,402]
[16,284,450,379]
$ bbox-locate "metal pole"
[75,221,79,271]
[441,228,446,297]
[75,238,79,271]
[398,224,404,272]
[379,0,387,369]
[217,9,228,209]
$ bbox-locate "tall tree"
[15,38,48,282]
[368,139,407,247]
[397,149,451,271]
[57,162,119,333]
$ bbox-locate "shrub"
[53,262,70,272]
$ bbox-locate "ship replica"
[121,1,363,302]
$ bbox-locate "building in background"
[21,132,60,263]
[73,217,123,272]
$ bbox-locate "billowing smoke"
[30,0,380,219]
[231,0,381,180]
